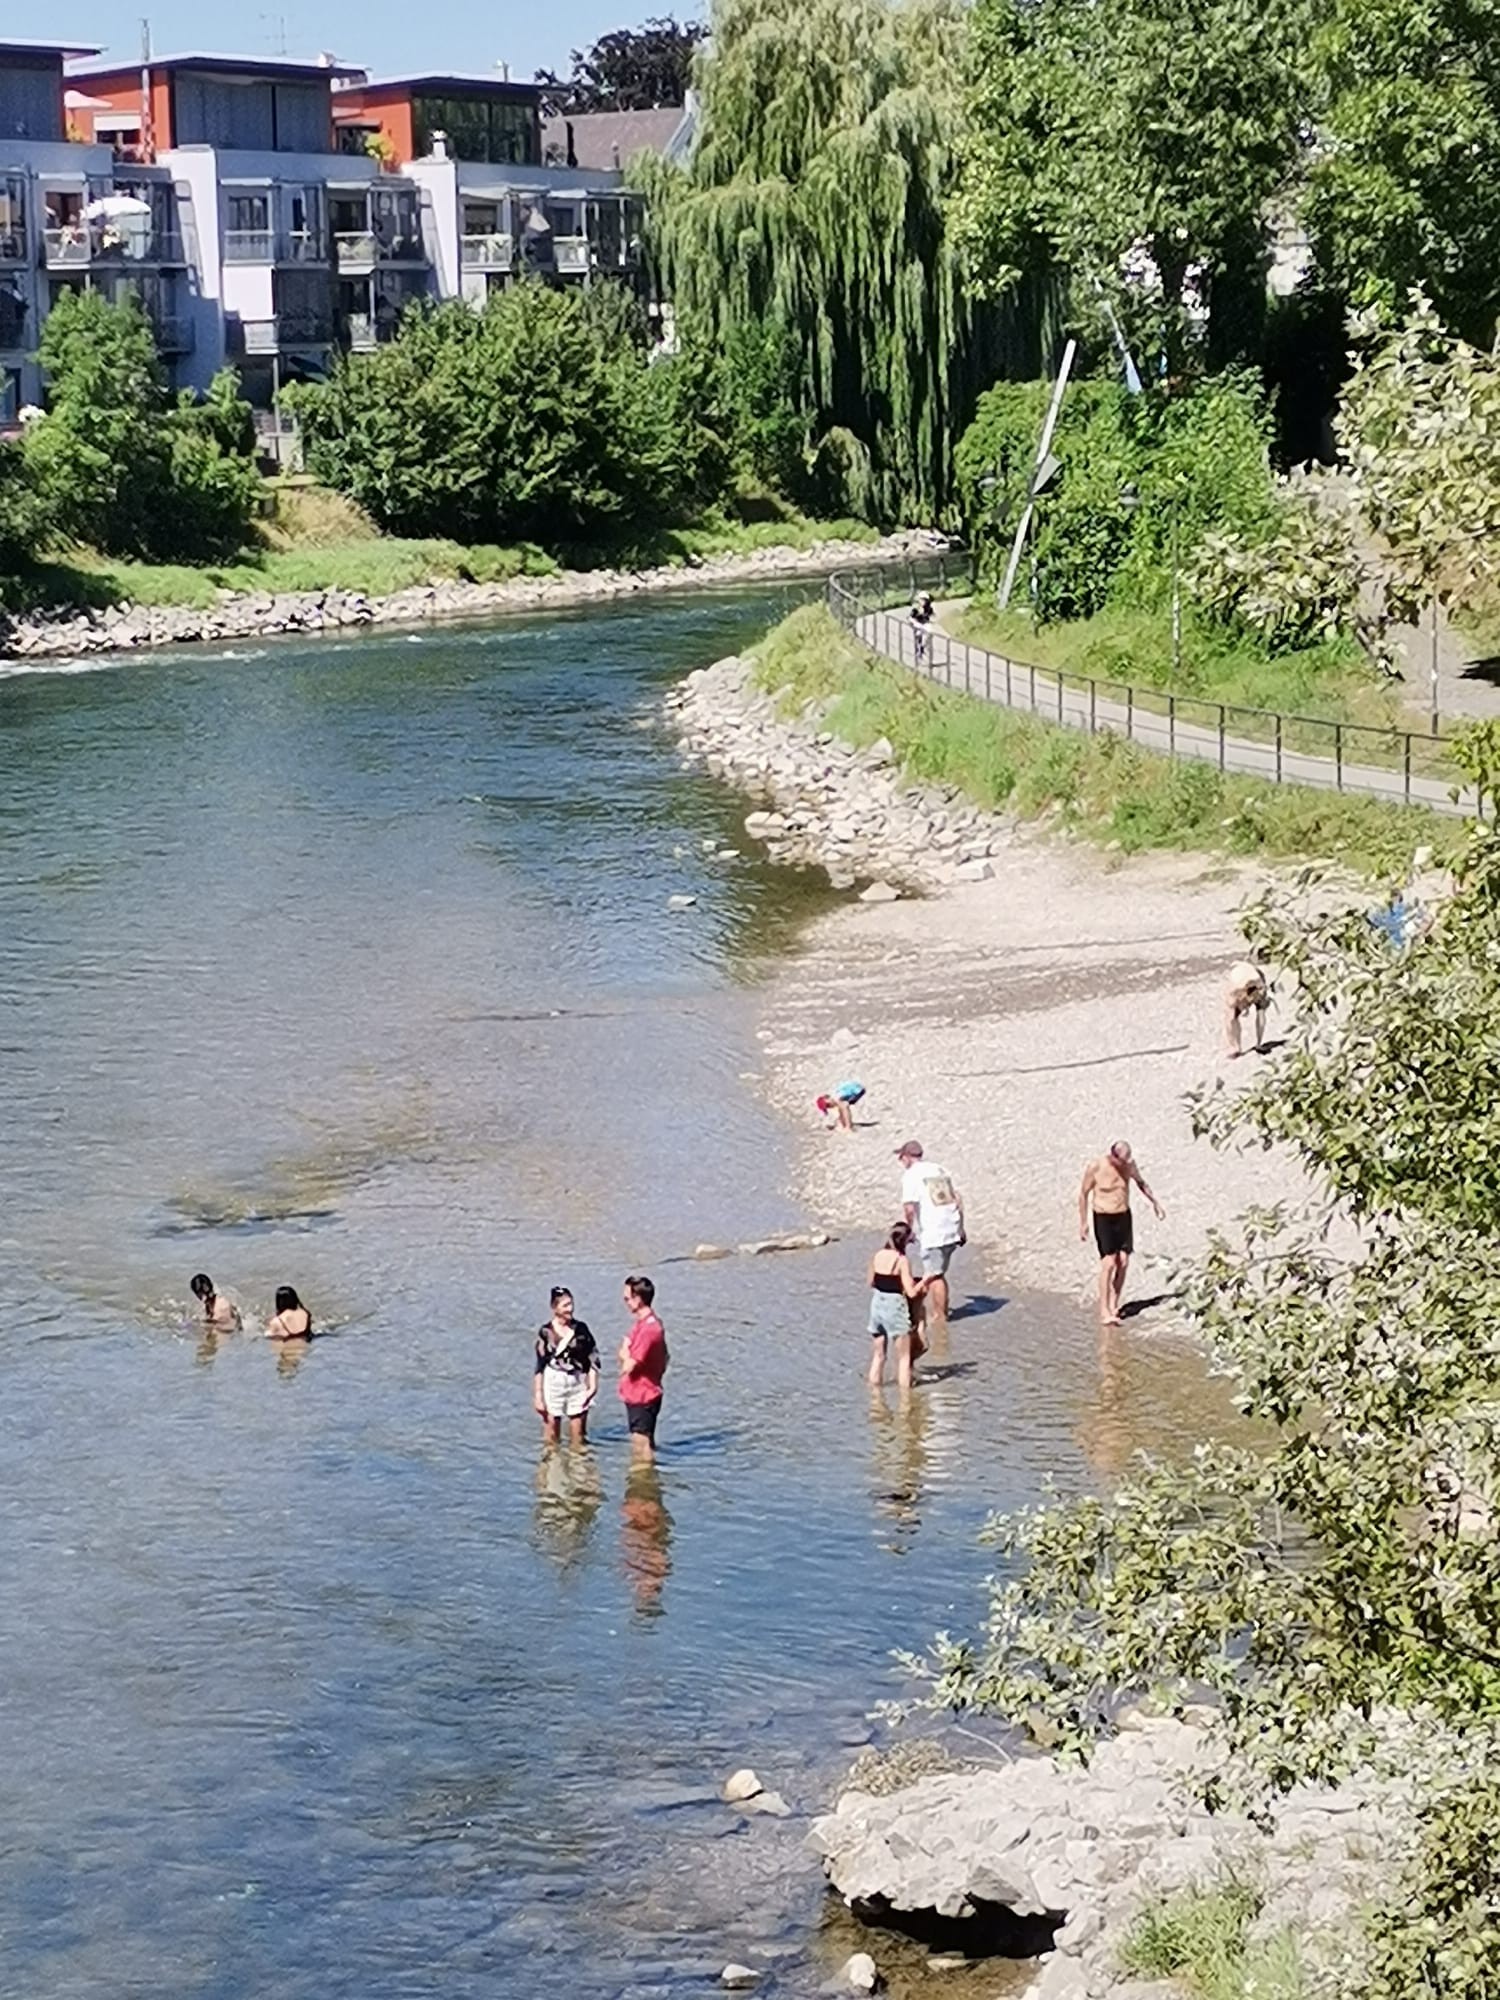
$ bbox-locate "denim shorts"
[922,1241,959,1278]
[868,1291,911,1339]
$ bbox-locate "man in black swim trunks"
[1078,1140,1164,1327]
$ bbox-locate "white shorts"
[541,1369,593,1419]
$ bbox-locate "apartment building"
[0,37,194,419]
[0,40,676,426]
[331,73,646,307]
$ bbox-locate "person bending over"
[190,1273,240,1330]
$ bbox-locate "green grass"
[3,505,877,617]
[1120,1884,1307,2000]
[751,604,1462,876]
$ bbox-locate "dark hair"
[190,1273,214,1301]
[550,1286,573,1307]
[275,1286,302,1315]
[625,1273,655,1308]
[887,1222,913,1254]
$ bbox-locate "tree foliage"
[955,0,1314,371]
[644,0,1053,523]
[536,15,705,114]
[22,291,258,561]
[908,723,1500,1995]
[1338,294,1500,627]
[1308,0,1500,347]
[290,282,728,545]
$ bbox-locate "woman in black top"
[533,1286,600,1447]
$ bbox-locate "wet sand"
[752,838,1307,1317]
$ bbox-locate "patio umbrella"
[81,195,153,222]
[64,89,113,110]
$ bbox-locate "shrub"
[1187,487,1366,653]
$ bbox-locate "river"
[0,590,1215,2000]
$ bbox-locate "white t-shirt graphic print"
[901,1160,963,1250]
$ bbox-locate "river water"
[0,591,1217,2000]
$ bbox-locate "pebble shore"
[0,530,944,662]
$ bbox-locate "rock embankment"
[668,651,1009,893]
[0,531,946,662]
[809,1717,1409,1999]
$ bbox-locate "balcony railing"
[377,233,424,263]
[334,230,376,268]
[145,230,186,265]
[461,231,513,269]
[345,311,378,350]
[225,229,274,262]
[43,226,92,267]
[242,310,333,353]
[280,231,328,263]
[553,235,590,275]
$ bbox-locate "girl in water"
[867,1222,926,1389]
[190,1272,241,1330]
[534,1286,600,1446]
[265,1286,313,1340]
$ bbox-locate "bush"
[1188,487,1366,654]
[292,281,738,547]
[22,293,258,561]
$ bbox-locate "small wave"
[0,654,125,680]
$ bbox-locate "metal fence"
[828,565,1473,818]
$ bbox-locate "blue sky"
[16,1,703,81]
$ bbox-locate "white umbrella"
[65,89,113,110]
[82,195,153,222]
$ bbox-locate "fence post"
[1218,706,1226,771]
[1090,681,1097,734]
[1335,724,1343,792]
[1275,713,1282,784]
[1404,732,1412,806]
[964,643,971,695]
[1169,693,1176,758]
[1006,656,1013,705]
[1030,662,1037,714]
[1057,673,1064,725]
[1127,686,1134,741]
[985,652,993,702]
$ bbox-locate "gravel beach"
[753,842,1305,1313]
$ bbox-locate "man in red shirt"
[618,1274,669,1461]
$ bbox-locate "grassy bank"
[752,605,1459,874]
[2,494,880,617]
[953,597,1411,736]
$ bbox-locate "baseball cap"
[895,1140,923,1159]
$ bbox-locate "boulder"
[955,858,994,882]
[721,1966,760,1989]
[841,1953,881,1993]
[722,1768,764,1804]
[859,881,901,904]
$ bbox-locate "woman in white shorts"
[867,1222,927,1390]
[533,1287,600,1446]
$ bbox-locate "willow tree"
[643,0,1051,523]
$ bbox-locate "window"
[0,177,25,260]
[0,366,21,425]
[0,281,26,350]
[228,193,270,234]
[411,93,539,165]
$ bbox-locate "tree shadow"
[1458,655,1500,685]
[1119,1292,1179,1320]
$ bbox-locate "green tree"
[644,0,1051,523]
[1308,0,1500,346]
[292,283,721,544]
[956,0,1314,371]
[536,15,705,114]
[24,291,257,560]
[908,725,1500,1996]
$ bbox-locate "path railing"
[828,567,1474,818]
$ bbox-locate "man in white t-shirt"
[897,1139,965,1339]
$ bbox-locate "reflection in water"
[868,1387,931,1558]
[275,1335,312,1379]
[620,1464,674,1617]
[533,1447,605,1573]
[1081,1328,1132,1480]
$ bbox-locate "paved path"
[850,600,1477,819]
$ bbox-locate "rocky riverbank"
[0,530,945,662]
[668,648,1303,1305]
[809,1718,1410,1999]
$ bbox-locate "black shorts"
[625,1400,660,1440]
[1093,1210,1133,1258]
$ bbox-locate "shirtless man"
[1223,960,1269,1058]
[1078,1142,1163,1327]
[190,1272,240,1330]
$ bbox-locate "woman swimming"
[190,1272,241,1330]
[265,1286,313,1340]
[867,1222,926,1388]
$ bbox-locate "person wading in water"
[1078,1141,1163,1327]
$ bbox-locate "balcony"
[334,230,376,270]
[43,226,92,268]
[345,312,378,350]
[280,231,328,264]
[461,232,513,269]
[553,235,590,276]
[242,310,333,353]
[0,228,26,264]
[225,229,275,262]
